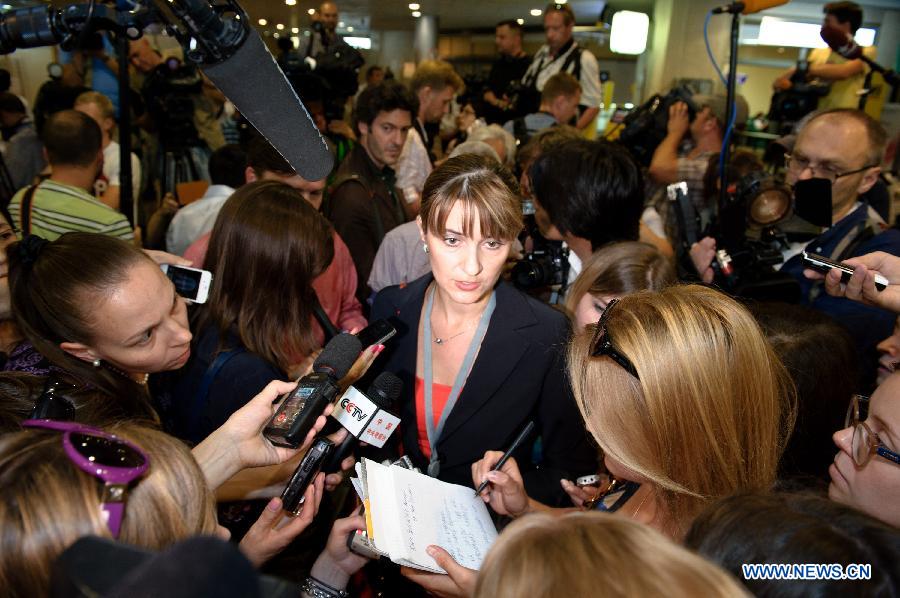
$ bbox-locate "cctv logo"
[331,386,380,437]
[340,397,370,422]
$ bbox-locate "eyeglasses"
[844,395,900,468]
[589,298,639,379]
[21,419,150,538]
[785,153,878,185]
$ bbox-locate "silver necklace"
[431,318,476,345]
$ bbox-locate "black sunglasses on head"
[589,298,640,380]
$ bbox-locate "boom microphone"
[263,332,362,448]
[322,372,403,473]
[820,24,899,86]
[712,0,788,15]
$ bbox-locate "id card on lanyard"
[422,285,497,477]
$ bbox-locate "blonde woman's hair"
[0,423,217,596]
[420,153,523,242]
[564,242,676,320]
[474,511,750,598]
[568,285,796,534]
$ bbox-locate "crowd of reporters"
[0,1,899,596]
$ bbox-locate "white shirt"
[521,41,603,109]
[100,141,141,200]
[396,124,433,204]
[166,184,235,256]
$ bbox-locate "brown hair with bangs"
[198,180,335,371]
[420,153,523,242]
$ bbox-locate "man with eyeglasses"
[695,109,900,370]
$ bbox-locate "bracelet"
[300,576,350,598]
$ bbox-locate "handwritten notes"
[362,458,498,573]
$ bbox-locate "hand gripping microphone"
[321,372,403,473]
[820,25,899,86]
[264,332,362,448]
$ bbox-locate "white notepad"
[361,458,498,573]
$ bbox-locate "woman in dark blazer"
[370,154,595,506]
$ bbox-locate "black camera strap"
[18,184,38,235]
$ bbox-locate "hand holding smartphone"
[160,264,213,304]
[802,251,888,292]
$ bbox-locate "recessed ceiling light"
[285,0,296,5]
[258,18,267,25]
[347,26,354,32]
[412,11,421,17]
[516,18,524,25]
[530,8,542,16]
[274,32,280,38]
[338,21,345,27]
[276,23,284,30]
[409,3,420,9]
[307,8,315,14]
[291,27,299,33]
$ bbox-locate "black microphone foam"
[202,28,334,181]
[313,332,362,380]
[820,24,861,60]
[367,372,403,409]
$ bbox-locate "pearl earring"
[92,359,101,368]
[423,243,429,254]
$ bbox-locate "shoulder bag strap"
[19,184,38,235]
[190,347,245,440]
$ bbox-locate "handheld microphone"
[322,372,403,474]
[263,333,362,448]
[712,0,788,15]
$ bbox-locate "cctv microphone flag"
[331,386,400,449]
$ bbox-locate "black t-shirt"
[487,53,531,97]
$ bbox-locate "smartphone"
[802,251,888,292]
[356,319,396,348]
[576,474,601,488]
[281,438,334,515]
[347,528,382,560]
[160,264,212,304]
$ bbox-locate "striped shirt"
[8,180,134,241]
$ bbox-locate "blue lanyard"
[422,284,496,477]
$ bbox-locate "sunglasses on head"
[589,298,639,379]
[21,419,150,538]
[29,376,78,422]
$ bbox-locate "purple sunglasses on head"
[21,419,150,538]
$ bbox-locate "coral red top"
[414,376,452,459]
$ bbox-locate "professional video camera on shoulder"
[617,85,697,166]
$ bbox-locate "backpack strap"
[19,184,38,235]
[560,45,583,83]
[190,347,245,441]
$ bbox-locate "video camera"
[511,213,571,297]
[768,59,830,134]
[617,85,697,166]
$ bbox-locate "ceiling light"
[408,3,420,9]
[516,18,524,25]
[285,0,296,5]
[338,21,345,27]
[347,26,354,32]
[276,23,284,30]
[412,11,421,17]
[258,18,267,25]
[307,8,315,14]
[274,32,280,38]
[530,8,541,16]
[610,10,649,54]
[291,27,299,33]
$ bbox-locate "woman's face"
[0,215,17,319]
[64,260,193,374]
[420,202,511,306]
[574,292,619,330]
[829,373,900,527]
[875,316,900,386]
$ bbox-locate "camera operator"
[297,1,341,59]
[772,2,876,113]
[693,108,900,366]
[128,39,225,187]
[648,93,749,218]
[483,20,531,124]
